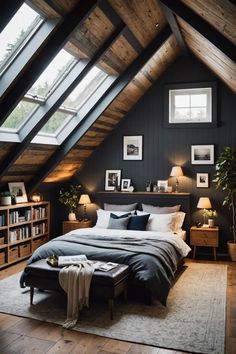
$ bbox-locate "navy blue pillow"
[110,213,131,219]
[127,214,150,231]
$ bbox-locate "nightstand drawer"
[191,229,219,247]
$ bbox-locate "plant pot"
[208,219,214,227]
[68,212,76,221]
[227,241,236,261]
[1,196,12,206]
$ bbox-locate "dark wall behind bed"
[71,55,236,256]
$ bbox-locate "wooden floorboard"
[0,259,235,354]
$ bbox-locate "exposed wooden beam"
[159,1,188,55]
[0,0,99,125]
[0,25,124,180]
[160,0,236,62]
[28,26,172,192]
[0,0,24,32]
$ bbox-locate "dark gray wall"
[74,55,236,254]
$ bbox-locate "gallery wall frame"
[191,145,214,165]
[196,173,209,188]
[123,135,143,160]
[105,170,121,191]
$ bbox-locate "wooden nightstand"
[62,220,93,234]
[190,226,219,260]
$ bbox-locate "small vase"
[68,212,76,221]
[208,219,214,227]
[1,196,12,206]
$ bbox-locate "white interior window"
[169,87,212,124]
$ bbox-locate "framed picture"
[191,145,214,165]
[123,135,143,160]
[121,179,131,192]
[8,182,28,203]
[196,173,209,188]
[157,180,168,192]
[105,170,121,191]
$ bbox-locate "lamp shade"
[197,197,212,209]
[170,166,184,177]
[79,194,91,205]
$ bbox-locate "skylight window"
[0,3,42,74]
[28,49,75,98]
[39,111,72,135]
[1,101,39,131]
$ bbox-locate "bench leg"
[30,286,34,305]
[108,299,114,320]
[124,288,128,303]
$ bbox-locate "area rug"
[0,263,227,354]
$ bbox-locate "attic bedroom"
[0,1,235,353]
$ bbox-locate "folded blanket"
[58,261,94,328]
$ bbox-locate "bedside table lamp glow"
[197,197,212,227]
[170,166,184,193]
[79,194,91,221]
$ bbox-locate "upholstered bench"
[23,259,130,320]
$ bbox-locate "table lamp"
[79,194,91,221]
[197,197,212,227]
[170,166,184,193]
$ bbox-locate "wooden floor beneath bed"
[0,259,235,354]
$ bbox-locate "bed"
[20,201,191,306]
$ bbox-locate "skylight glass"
[39,111,72,135]
[0,3,42,73]
[28,49,75,98]
[1,101,39,130]
[62,67,107,109]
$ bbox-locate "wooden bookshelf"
[0,201,50,268]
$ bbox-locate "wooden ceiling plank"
[0,23,125,181]
[28,26,172,192]
[0,0,99,124]
[160,0,236,62]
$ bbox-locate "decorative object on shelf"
[157,180,168,192]
[123,135,143,160]
[170,166,184,192]
[205,210,217,227]
[167,186,173,193]
[129,186,134,192]
[30,192,43,202]
[105,170,121,191]
[79,194,91,221]
[153,184,158,192]
[8,182,28,203]
[191,145,214,165]
[121,179,131,192]
[59,184,82,220]
[146,180,151,192]
[197,197,212,227]
[0,191,12,206]
[196,173,209,188]
[213,146,236,261]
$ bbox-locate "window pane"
[62,67,107,109]
[191,94,207,107]
[1,101,38,130]
[0,3,41,71]
[28,49,75,97]
[175,95,190,108]
[40,111,72,134]
[174,108,190,120]
[191,108,207,120]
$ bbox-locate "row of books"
[9,210,31,224]
[0,214,6,227]
[32,207,47,220]
[9,226,30,243]
[32,223,46,236]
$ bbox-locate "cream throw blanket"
[59,261,94,328]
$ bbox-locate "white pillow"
[104,203,137,211]
[136,211,184,232]
[95,209,134,228]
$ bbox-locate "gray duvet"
[20,233,182,305]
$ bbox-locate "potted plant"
[205,209,217,227]
[213,146,236,260]
[59,185,82,221]
[0,191,12,206]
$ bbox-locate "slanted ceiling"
[0,0,235,191]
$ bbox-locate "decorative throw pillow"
[95,209,133,228]
[104,203,138,211]
[127,214,150,231]
[110,212,131,219]
[107,216,130,230]
[142,204,181,214]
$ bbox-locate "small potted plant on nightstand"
[205,210,217,227]
[59,185,82,221]
[213,146,236,261]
